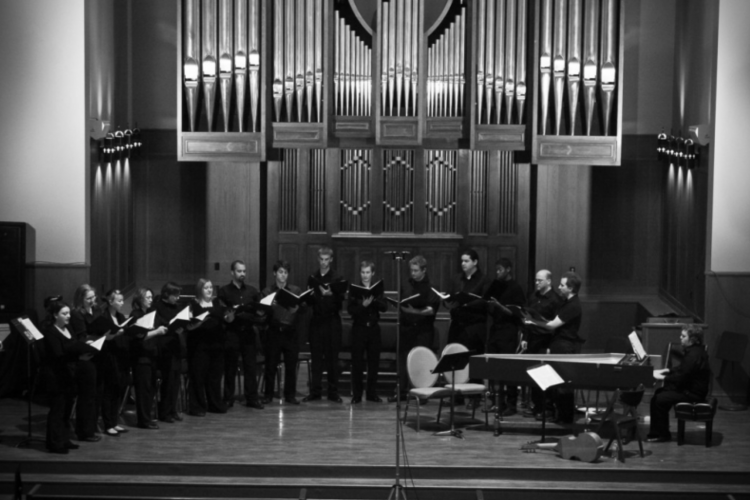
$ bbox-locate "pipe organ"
[178,0,622,164]
[178,0,623,286]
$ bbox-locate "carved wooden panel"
[424,150,457,233]
[382,149,415,233]
[340,149,372,232]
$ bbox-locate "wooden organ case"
[176,0,624,286]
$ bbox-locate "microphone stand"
[386,250,409,500]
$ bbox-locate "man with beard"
[219,260,266,410]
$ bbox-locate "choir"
[36,248,583,454]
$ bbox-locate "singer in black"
[154,282,185,424]
[67,284,100,441]
[519,269,562,420]
[347,261,388,404]
[445,249,491,347]
[187,279,228,416]
[42,300,97,453]
[524,272,584,424]
[128,288,168,429]
[304,247,346,403]
[97,289,131,437]
[485,258,526,415]
[218,260,266,410]
[262,260,305,405]
[389,255,441,402]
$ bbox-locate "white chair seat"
[447,382,485,395]
[410,387,453,399]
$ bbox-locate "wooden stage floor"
[1,393,749,499]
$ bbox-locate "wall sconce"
[96,124,144,163]
[101,132,115,163]
[657,130,668,161]
[657,128,699,168]
[114,128,125,160]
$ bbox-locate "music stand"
[10,317,46,449]
[526,362,565,443]
[431,350,473,439]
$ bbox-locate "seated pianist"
[647,324,711,443]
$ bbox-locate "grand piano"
[469,353,656,436]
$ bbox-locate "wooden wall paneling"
[516,162,531,285]
[205,161,263,287]
[131,131,206,290]
[587,138,663,295]
[91,157,136,295]
[277,243,301,282]
[535,163,590,291]
[705,273,750,399]
[265,159,281,283]
[26,264,90,319]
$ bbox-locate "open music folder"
[526,363,565,392]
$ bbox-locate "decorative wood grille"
[340,149,372,232]
[382,149,415,232]
[425,150,457,233]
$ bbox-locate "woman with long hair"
[66,284,101,441]
[129,288,167,429]
[186,279,228,416]
[153,282,185,423]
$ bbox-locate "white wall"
[0,0,87,264]
[710,0,750,273]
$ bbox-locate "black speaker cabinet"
[0,222,34,316]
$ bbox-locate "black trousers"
[548,339,581,421]
[649,387,702,438]
[132,357,158,425]
[264,325,299,399]
[487,326,520,406]
[397,323,435,395]
[224,330,261,403]
[351,324,382,398]
[96,349,128,430]
[157,350,181,419]
[44,366,74,449]
[70,359,98,439]
[188,344,226,414]
[309,316,342,397]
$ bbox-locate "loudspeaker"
[0,222,32,316]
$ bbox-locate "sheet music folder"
[431,350,475,375]
[526,362,565,392]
